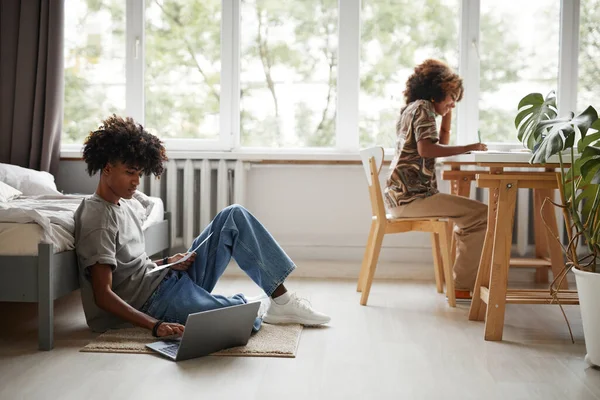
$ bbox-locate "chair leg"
[360,224,385,306]
[357,220,376,292]
[448,223,456,267]
[438,225,455,307]
[430,233,444,293]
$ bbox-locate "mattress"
[0,196,164,256]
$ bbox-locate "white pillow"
[0,181,22,202]
[0,163,61,196]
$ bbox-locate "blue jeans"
[140,205,295,332]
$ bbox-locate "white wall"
[244,163,433,263]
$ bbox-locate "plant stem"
[586,185,600,241]
[569,148,577,222]
[566,148,596,259]
[557,152,580,265]
[576,146,594,252]
[558,151,567,203]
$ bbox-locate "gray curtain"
[0,0,64,175]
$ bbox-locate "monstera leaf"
[530,105,598,164]
[516,91,600,270]
[578,118,600,153]
[581,145,600,185]
[515,91,557,150]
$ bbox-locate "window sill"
[60,148,393,164]
[60,142,522,164]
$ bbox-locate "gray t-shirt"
[74,193,168,332]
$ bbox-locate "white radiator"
[139,159,247,249]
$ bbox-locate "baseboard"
[222,260,435,280]
[172,242,574,285]
[222,259,577,287]
[276,245,434,263]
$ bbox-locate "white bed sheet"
[0,195,164,256]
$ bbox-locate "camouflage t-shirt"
[384,100,439,208]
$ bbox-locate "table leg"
[533,190,550,284]
[484,180,518,341]
[536,188,568,289]
[447,175,472,198]
[457,178,472,198]
[469,187,498,321]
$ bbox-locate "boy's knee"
[224,204,246,214]
[218,204,249,220]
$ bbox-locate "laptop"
[146,301,260,361]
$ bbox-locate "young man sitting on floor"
[74,115,330,338]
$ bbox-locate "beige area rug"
[80,323,302,358]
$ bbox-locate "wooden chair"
[356,147,456,306]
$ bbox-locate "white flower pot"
[573,267,600,367]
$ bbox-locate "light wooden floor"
[1,276,599,400]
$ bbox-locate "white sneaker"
[246,294,270,318]
[263,293,331,326]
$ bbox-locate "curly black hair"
[82,115,167,177]
[403,59,463,106]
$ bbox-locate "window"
[359,0,460,148]
[239,0,338,148]
[145,0,222,140]
[479,0,560,143]
[61,1,586,153]
[63,0,126,144]
[578,0,600,112]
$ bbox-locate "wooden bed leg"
[38,243,54,351]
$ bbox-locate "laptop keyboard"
[161,344,180,357]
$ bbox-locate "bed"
[0,192,171,351]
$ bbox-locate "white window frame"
[61,0,583,157]
[336,0,360,153]
[131,0,234,152]
[126,0,144,123]
[558,0,580,117]
[457,0,480,146]
[458,0,581,148]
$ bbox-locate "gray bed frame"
[0,212,171,350]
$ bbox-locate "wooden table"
[440,152,578,341]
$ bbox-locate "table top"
[440,151,575,165]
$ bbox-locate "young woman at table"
[384,59,488,300]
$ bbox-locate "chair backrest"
[359,147,387,219]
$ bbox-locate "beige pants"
[388,193,487,291]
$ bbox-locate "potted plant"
[516,90,600,366]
